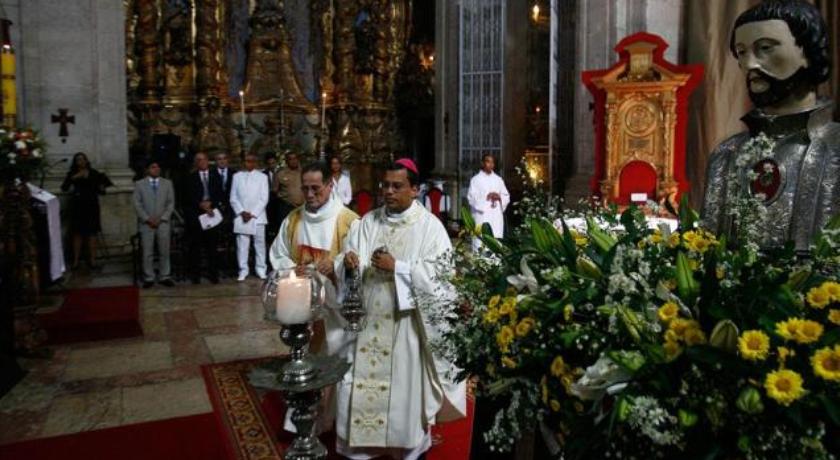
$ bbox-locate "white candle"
[320,91,327,131]
[275,271,312,324]
[239,90,247,127]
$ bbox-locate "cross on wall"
[51,108,74,143]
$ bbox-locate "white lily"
[506,256,539,294]
[569,356,631,401]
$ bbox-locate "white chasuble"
[334,201,466,454]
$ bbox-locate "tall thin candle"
[320,91,327,131]
[238,90,246,127]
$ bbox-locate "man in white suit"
[230,153,269,281]
[133,160,175,288]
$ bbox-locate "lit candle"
[238,90,246,127]
[275,271,312,324]
[320,91,327,131]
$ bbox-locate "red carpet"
[38,286,142,345]
[0,413,225,460]
[202,358,475,460]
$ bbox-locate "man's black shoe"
[159,279,175,287]
[142,281,154,289]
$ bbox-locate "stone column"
[14,0,134,252]
[195,0,221,99]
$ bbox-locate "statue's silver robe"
[701,99,840,251]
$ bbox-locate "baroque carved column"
[136,0,159,103]
[195,0,222,99]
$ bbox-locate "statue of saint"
[701,0,839,251]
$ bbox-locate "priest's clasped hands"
[486,191,502,208]
[344,247,396,273]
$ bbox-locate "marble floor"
[0,262,287,445]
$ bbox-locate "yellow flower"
[777,346,794,367]
[822,281,840,302]
[828,309,840,325]
[663,339,683,361]
[764,369,805,406]
[667,232,680,248]
[657,302,679,323]
[483,308,500,325]
[570,230,588,247]
[794,320,824,344]
[716,266,725,280]
[811,346,840,382]
[540,376,549,403]
[664,329,680,343]
[488,295,501,310]
[515,317,536,337]
[806,286,831,309]
[775,318,802,341]
[496,325,515,352]
[669,318,699,338]
[550,399,561,412]
[688,258,700,272]
[499,297,517,316]
[649,231,663,245]
[550,356,567,377]
[684,327,707,347]
[563,304,574,322]
[501,356,518,369]
[738,330,770,361]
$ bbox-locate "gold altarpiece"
[125,0,410,191]
[582,33,702,205]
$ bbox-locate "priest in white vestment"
[335,159,467,460]
[268,161,359,355]
[230,153,269,281]
[467,153,510,249]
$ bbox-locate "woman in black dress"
[61,152,112,269]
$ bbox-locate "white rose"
[14,140,26,150]
[6,152,14,160]
[32,149,42,158]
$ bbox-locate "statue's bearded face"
[734,19,810,108]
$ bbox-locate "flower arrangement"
[429,186,840,458]
[0,127,46,183]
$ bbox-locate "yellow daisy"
[657,302,679,323]
[499,297,517,316]
[515,317,536,337]
[828,309,840,326]
[501,356,518,369]
[563,304,574,322]
[811,346,840,382]
[738,330,770,361]
[550,356,567,377]
[550,399,561,412]
[794,320,823,344]
[806,286,831,309]
[663,339,683,361]
[488,295,501,310]
[822,281,840,302]
[764,369,805,406]
[775,318,802,341]
[684,327,707,347]
[496,325,515,352]
[483,308,500,325]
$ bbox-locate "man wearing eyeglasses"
[335,159,466,460]
[230,153,269,281]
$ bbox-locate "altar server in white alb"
[230,153,269,281]
[467,153,509,247]
[336,159,466,460]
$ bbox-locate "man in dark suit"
[185,152,225,284]
[213,152,236,203]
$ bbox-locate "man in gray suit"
[133,160,175,288]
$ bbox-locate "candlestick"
[320,91,327,131]
[238,90,247,128]
[275,271,312,324]
[279,88,285,134]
